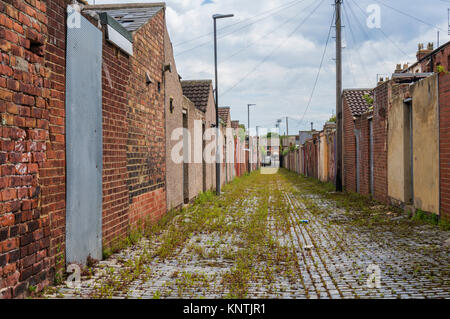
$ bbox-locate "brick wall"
[439,73,450,220]
[354,112,373,196]
[101,34,131,247]
[163,26,183,210]
[127,9,166,229]
[343,98,356,193]
[0,0,67,298]
[371,82,389,204]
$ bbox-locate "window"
[169,98,174,114]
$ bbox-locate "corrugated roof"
[181,80,213,113]
[343,89,373,117]
[84,3,165,32]
[218,107,230,124]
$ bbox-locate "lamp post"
[213,13,234,196]
[247,104,256,173]
[256,126,260,169]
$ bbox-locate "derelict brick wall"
[371,82,389,204]
[101,36,131,247]
[203,87,216,191]
[127,9,166,227]
[164,26,183,210]
[0,0,67,298]
[185,96,204,201]
[343,97,356,193]
[355,112,372,196]
[439,73,450,220]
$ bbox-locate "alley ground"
[43,170,449,299]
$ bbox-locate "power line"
[342,3,371,87]
[173,0,304,47]
[221,0,326,97]
[350,0,409,57]
[297,8,335,129]
[175,0,310,56]
[220,0,315,64]
[373,0,443,31]
[345,1,392,75]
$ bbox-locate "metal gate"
[65,14,103,264]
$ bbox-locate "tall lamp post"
[247,104,256,173]
[256,125,260,169]
[213,13,234,196]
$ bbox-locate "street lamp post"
[247,104,256,173]
[213,13,234,196]
[256,126,260,169]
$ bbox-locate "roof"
[231,121,240,129]
[343,89,373,117]
[218,107,230,124]
[84,3,165,32]
[181,80,213,113]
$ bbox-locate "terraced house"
[0,0,192,298]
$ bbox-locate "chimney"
[311,122,314,131]
[416,42,433,61]
[395,64,402,73]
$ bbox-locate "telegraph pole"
[286,117,289,136]
[335,0,343,192]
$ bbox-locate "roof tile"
[181,80,213,113]
[343,89,373,117]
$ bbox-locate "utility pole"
[247,104,256,173]
[256,126,260,169]
[213,13,234,196]
[286,117,289,136]
[335,0,343,192]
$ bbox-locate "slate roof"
[84,3,165,32]
[343,89,373,117]
[218,107,230,124]
[181,80,213,113]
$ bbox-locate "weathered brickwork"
[343,97,356,193]
[126,9,166,225]
[163,25,184,210]
[371,82,389,204]
[439,73,450,220]
[0,0,67,298]
[100,33,131,247]
[354,112,373,197]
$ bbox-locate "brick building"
[0,0,68,298]
[83,2,167,249]
[163,20,186,210]
[218,106,233,185]
[342,89,372,194]
[181,80,216,193]
[1,1,172,298]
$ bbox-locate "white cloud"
[88,0,449,132]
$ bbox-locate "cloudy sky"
[87,0,449,134]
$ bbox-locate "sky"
[87,0,449,134]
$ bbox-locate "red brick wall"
[0,0,67,298]
[126,9,166,226]
[371,82,389,204]
[343,97,357,193]
[355,112,373,196]
[439,73,450,220]
[101,37,131,247]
